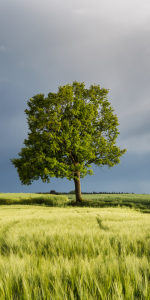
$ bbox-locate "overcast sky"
[0,0,150,194]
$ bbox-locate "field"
[0,194,150,299]
[0,193,150,213]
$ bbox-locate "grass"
[67,194,150,213]
[0,194,150,299]
[0,193,150,213]
[0,193,68,207]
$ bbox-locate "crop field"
[0,193,150,213]
[0,194,150,299]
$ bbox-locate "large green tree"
[10,82,127,203]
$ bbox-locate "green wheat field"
[0,193,150,299]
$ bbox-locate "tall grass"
[0,205,149,299]
[67,193,150,213]
[0,193,69,207]
[0,193,150,213]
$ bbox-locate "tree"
[10,81,127,203]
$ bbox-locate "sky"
[0,0,150,194]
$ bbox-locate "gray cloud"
[0,0,150,193]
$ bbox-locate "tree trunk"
[73,171,82,203]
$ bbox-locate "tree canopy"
[10,81,127,202]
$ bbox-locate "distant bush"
[34,191,135,195]
[68,190,75,194]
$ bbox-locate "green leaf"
[10,81,127,187]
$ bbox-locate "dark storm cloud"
[0,0,150,193]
